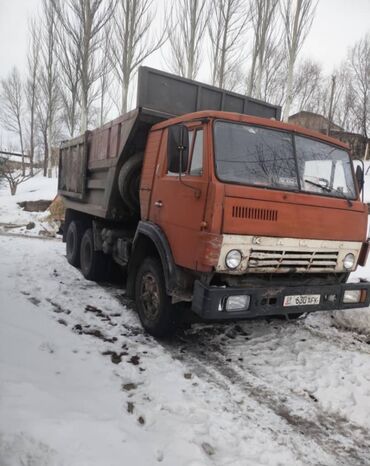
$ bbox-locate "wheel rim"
[140,272,160,321]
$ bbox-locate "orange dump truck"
[58,67,370,337]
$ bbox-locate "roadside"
[0,174,59,237]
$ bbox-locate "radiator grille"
[232,205,278,221]
[247,249,338,272]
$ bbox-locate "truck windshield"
[214,121,357,200]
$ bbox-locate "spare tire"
[118,152,144,213]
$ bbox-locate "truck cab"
[138,110,370,323]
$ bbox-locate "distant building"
[0,151,44,170]
[288,111,369,160]
[0,151,31,170]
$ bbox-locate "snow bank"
[0,173,58,236]
[330,261,370,335]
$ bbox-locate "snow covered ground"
[0,174,58,237]
[1,177,370,466]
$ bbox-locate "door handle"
[154,200,163,208]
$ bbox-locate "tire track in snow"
[167,327,370,466]
[0,231,61,241]
[301,318,370,353]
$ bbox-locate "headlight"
[343,253,355,270]
[343,289,367,304]
[225,295,250,311]
[225,249,242,269]
[343,289,361,304]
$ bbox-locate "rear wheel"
[80,228,108,281]
[135,257,178,338]
[66,220,83,267]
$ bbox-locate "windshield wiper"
[304,179,332,192]
[304,178,353,206]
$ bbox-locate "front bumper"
[192,280,370,320]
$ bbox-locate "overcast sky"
[0,0,369,102]
[0,0,369,79]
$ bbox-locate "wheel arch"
[126,221,178,298]
[63,208,92,242]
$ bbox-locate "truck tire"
[135,257,178,338]
[66,220,83,267]
[80,228,107,282]
[118,152,143,212]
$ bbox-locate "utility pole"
[327,75,336,136]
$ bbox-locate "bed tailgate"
[58,132,89,200]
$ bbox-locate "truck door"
[149,124,208,270]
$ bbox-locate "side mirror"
[355,165,364,194]
[167,125,189,174]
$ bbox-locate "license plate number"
[283,294,320,307]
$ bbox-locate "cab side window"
[189,129,204,176]
[165,127,204,176]
[166,130,193,176]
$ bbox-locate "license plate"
[283,294,320,307]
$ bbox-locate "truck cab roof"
[152,110,349,150]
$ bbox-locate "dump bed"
[58,67,281,221]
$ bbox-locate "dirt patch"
[28,296,41,306]
[85,304,114,323]
[122,382,137,391]
[48,196,65,221]
[102,350,128,364]
[127,401,135,414]
[46,299,71,315]
[57,318,68,326]
[18,200,52,212]
[128,355,140,365]
[72,324,117,343]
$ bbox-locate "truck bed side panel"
[138,67,281,120]
[59,110,143,220]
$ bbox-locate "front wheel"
[135,257,178,338]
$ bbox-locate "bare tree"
[168,0,208,80]
[39,0,60,177]
[209,0,249,89]
[347,33,370,138]
[280,0,318,121]
[36,95,49,176]
[110,0,166,113]
[330,65,358,132]
[247,0,279,98]
[55,17,81,137]
[290,58,322,113]
[0,68,26,175]
[53,0,116,132]
[98,29,113,125]
[26,19,41,176]
[0,157,34,195]
[259,39,287,105]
